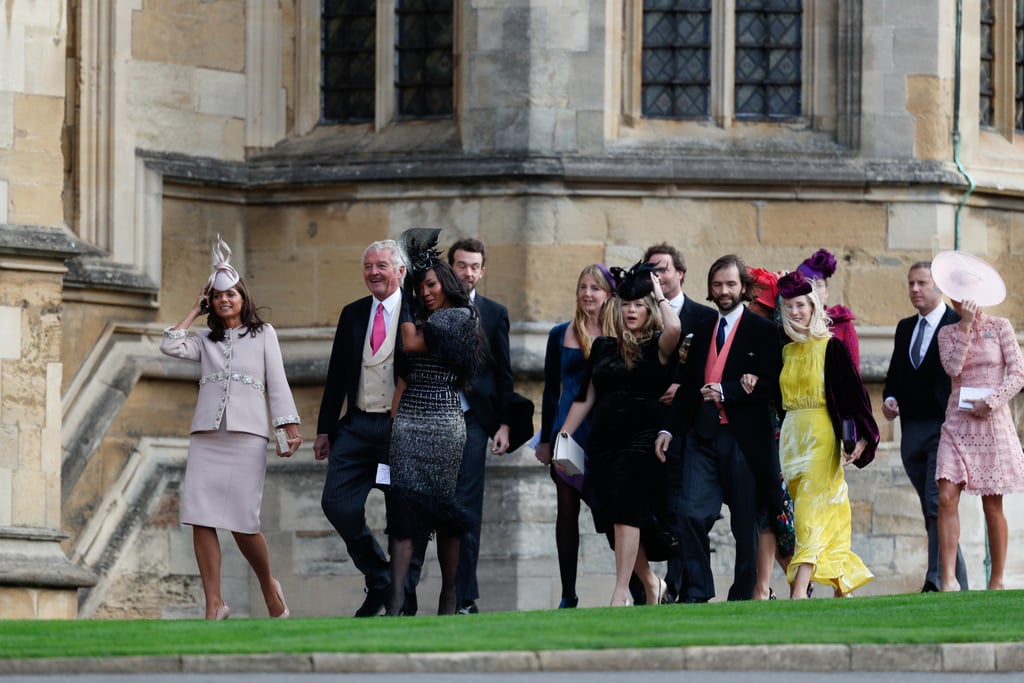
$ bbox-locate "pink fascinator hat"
[931,250,1006,307]
[207,235,241,292]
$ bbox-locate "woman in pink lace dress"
[933,251,1024,592]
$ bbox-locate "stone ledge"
[2,644,1022,675]
[0,224,95,259]
[182,653,313,673]
[140,149,967,191]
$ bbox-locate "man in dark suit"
[445,238,515,614]
[315,240,405,617]
[644,243,716,604]
[882,261,969,593]
[656,254,783,602]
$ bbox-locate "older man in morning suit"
[656,254,784,603]
[315,240,406,618]
[882,261,969,592]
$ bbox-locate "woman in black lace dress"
[385,230,480,616]
[560,263,681,607]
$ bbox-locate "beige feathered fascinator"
[207,234,241,292]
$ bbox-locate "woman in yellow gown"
[777,271,878,599]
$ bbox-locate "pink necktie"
[370,303,386,354]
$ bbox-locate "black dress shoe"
[354,585,390,618]
[920,581,940,593]
[682,597,709,604]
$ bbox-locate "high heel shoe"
[647,578,668,605]
[272,579,290,619]
[213,603,230,621]
[557,595,579,609]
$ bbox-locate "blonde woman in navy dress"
[161,236,301,620]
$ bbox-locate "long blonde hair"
[572,264,616,359]
[607,293,663,369]
[781,290,831,343]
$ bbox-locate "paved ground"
[3,673,1024,683]
[1,643,1022,676]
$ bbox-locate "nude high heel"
[213,603,230,621]
[272,579,290,619]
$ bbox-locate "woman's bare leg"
[754,529,777,599]
[789,562,813,600]
[232,530,286,617]
[937,479,963,591]
[611,524,640,606]
[193,526,226,619]
[982,494,1007,590]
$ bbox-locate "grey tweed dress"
[387,306,478,541]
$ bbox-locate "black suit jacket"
[671,296,718,383]
[316,294,402,436]
[669,307,784,512]
[679,296,718,339]
[882,304,960,422]
[467,293,514,437]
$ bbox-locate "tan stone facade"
[1,1,1023,618]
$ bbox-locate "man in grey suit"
[882,261,969,592]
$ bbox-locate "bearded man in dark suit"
[656,254,784,603]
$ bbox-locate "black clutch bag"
[841,416,857,455]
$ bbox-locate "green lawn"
[1,591,1021,660]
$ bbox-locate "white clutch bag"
[552,431,585,476]
[958,386,993,411]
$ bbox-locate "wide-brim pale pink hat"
[931,250,1006,307]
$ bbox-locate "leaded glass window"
[980,0,995,128]
[322,0,377,123]
[396,0,454,118]
[641,0,712,119]
[1015,0,1024,130]
[735,0,802,120]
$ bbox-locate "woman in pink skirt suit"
[161,236,302,619]
[932,251,1024,592]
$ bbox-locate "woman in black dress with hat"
[384,228,481,616]
[560,263,681,607]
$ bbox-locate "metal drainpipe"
[952,0,975,251]
[952,0,991,585]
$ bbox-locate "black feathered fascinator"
[610,261,657,301]
[398,227,443,274]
